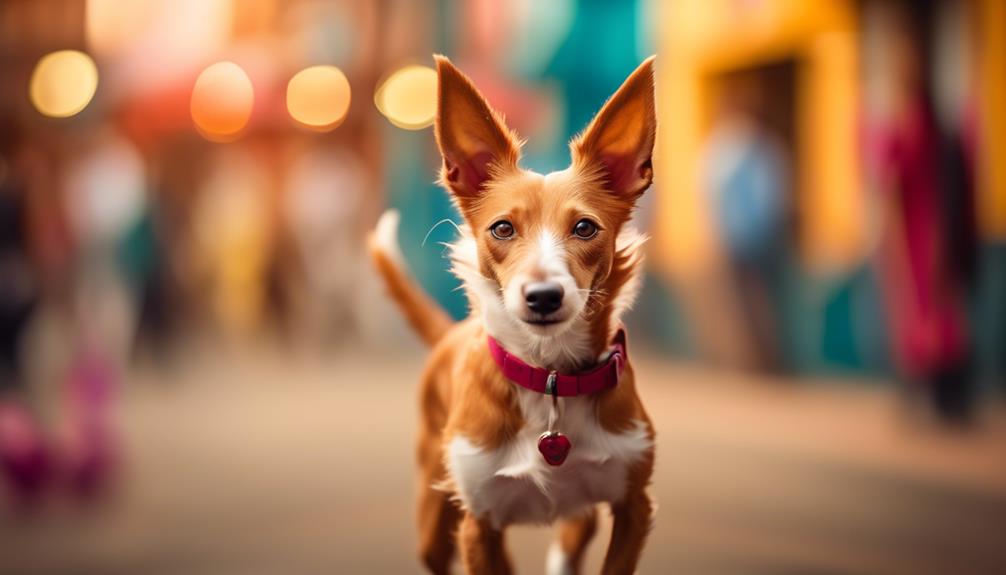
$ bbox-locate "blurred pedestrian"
[703,78,790,372]
[875,9,974,422]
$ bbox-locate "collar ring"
[545,371,558,396]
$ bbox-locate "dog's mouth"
[521,314,567,327]
[524,317,562,326]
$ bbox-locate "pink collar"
[487,330,627,397]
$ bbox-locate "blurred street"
[3,342,1004,575]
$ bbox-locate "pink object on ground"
[60,351,119,500]
[0,402,51,506]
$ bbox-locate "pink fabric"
[487,330,626,397]
[877,102,967,377]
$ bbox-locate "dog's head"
[436,56,655,357]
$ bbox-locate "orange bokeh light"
[190,61,254,141]
[286,65,351,131]
[374,65,437,130]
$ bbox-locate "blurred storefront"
[653,0,1006,389]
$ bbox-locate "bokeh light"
[29,50,99,118]
[286,65,351,131]
[190,61,254,141]
[374,65,437,130]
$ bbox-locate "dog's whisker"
[422,218,463,247]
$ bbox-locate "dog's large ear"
[434,55,521,206]
[571,57,656,201]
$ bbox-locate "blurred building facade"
[654,0,1006,391]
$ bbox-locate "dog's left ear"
[571,57,656,201]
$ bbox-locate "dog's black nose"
[524,282,564,315]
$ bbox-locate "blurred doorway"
[703,60,797,372]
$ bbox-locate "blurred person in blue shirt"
[704,78,790,372]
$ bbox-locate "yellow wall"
[654,0,861,278]
[979,0,1006,239]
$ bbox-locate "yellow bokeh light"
[286,65,351,131]
[29,50,99,118]
[190,61,254,141]
[375,65,437,130]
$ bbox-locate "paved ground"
[2,341,1005,574]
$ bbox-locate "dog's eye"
[572,219,598,239]
[490,220,515,240]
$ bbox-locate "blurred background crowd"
[1,0,1005,573]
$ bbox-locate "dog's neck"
[485,302,598,373]
[449,226,644,374]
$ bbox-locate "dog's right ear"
[434,55,521,205]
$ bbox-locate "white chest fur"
[446,387,652,529]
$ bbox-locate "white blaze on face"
[536,229,566,277]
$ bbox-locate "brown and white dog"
[370,56,656,575]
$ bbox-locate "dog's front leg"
[601,488,653,575]
[458,513,513,575]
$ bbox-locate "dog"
[370,55,656,575]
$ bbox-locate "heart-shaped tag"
[537,431,572,466]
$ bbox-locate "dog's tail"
[368,210,453,346]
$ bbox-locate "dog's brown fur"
[370,56,657,574]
